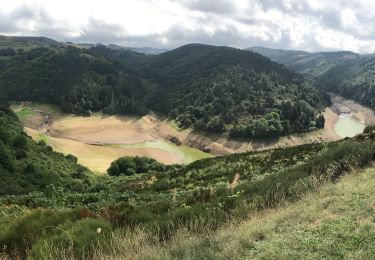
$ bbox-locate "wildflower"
[97,227,102,234]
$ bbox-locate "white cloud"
[0,0,375,53]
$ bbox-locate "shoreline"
[330,95,375,125]
[12,95,374,173]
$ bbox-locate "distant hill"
[249,46,375,110]
[248,46,362,80]
[0,35,59,50]
[321,56,375,110]
[248,46,311,64]
[75,43,167,55]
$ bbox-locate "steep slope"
[130,166,375,259]
[93,44,329,137]
[0,46,152,115]
[319,57,375,110]
[249,46,375,111]
[0,106,94,195]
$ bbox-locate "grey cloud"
[176,0,238,15]
[0,5,74,39]
[76,18,127,43]
[1,1,375,53]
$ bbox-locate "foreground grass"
[96,166,375,259]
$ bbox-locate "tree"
[316,114,325,128]
[0,140,14,172]
[206,116,225,132]
[107,156,165,176]
[107,157,136,176]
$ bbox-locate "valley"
[11,94,374,174]
[1,32,375,259]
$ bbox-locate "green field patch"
[15,107,37,119]
[110,141,214,164]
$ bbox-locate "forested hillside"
[0,106,94,195]
[93,44,330,137]
[0,38,330,138]
[249,46,375,111]
[0,46,152,116]
[248,46,363,80]
[317,57,375,110]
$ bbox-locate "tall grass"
[1,133,375,258]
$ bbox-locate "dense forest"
[316,57,375,110]
[0,38,330,138]
[0,46,152,116]
[93,44,330,137]
[1,103,375,258]
[249,46,375,110]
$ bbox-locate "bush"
[107,156,165,176]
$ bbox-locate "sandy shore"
[330,95,375,125]
[24,127,182,174]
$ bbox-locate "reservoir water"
[114,141,214,164]
[334,114,365,138]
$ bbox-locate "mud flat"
[12,103,213,174]
[12,95,374,173]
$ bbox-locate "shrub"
[107,156,165,176]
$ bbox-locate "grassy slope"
[0,106,95,195]
[105,166,375,259]
[1,127,375,258]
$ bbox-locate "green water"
[114,141,214,164]
[334,115,365,138]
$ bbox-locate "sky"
[1,0,375,53]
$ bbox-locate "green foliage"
[316,56,375,110]
[0,46,150,116]
[0,43,329,137]
[1,117,375,257]
[0,107,95,195]
[0,48,16,56]
[107,156,165,176]
[92,44,328,137]
[0,209,79,253]
[31,218,112,259]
